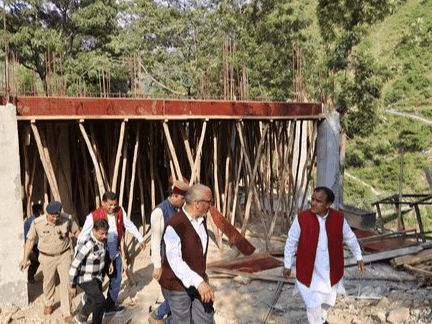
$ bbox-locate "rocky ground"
[2,232,432,324]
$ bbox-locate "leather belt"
[39,248,69,257]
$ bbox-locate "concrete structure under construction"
[0,97,343,306]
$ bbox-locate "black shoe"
[104,305,125,316]
[323,321,330,324]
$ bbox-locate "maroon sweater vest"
[296,208,344,287]
[159,210,209,291]
[92,206,124,246]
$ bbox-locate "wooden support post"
[119,135,128,206]
[375,203,384,233]
[79,120,105,199]
[112,119,127,192]
[127,123,141,217]
[413,204,426,242]
[30,121,61,201]
[230,149,243,226]
[90,124,110,191]
[149,123,156,209]
[190,120,208,185]
[137,164,146,234]
[163,121,183,181]
[179,123,195,173]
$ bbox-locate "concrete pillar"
[317,112,342,208]
[0,104,28,307]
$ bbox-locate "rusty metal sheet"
[209,207,255,256]
[208,253,283,273]
[355,230,419,252]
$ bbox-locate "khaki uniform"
[27,213,79,316]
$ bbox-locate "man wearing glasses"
[20,201,80,323]
[158,184,215,324]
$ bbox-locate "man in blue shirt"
[23,203,43,283]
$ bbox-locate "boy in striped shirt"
[69,218,111,324]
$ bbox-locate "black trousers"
[28,247,40,281]
[78,279,105,324]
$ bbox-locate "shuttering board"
[208,253,283,273]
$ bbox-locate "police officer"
[20,201,80,323]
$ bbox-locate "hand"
[197,281,214,303]
[68,287,77,297]
[19,260,29,272]
[109,264,114,275]
[139,241,147,250]
[357,260,365,275]
[283,267,291,279]
[153,268,162,280]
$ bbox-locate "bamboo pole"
[163,121,183,181]
[127,123,141,217]
[230,149,244,225]
[119,135,128,206]
[149,123,156,209]
[190,120,208,185]
[111,119,128,192]
[137,164,146,234]
[90,124,110,191]
[179,123,195,174]
[79,120,105,199]
[30,121,61,201]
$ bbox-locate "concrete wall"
[0,104,27,307]
[317,112,342,208]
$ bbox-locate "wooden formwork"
[14,97,324,249]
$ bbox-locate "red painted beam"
[4,96,324,119]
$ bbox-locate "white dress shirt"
[78,206,144,259]
[284,212,363,308]
[163,206,207,289]
[150,207,165,268]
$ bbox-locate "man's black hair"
[94,218,109,231]
[32,203,43,216]
[314,187,335,204]
[102,191,117,202]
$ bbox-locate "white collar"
[182,206,204,225]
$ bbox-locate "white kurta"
[284,212,363,309]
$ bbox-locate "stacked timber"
[392,248,432,279]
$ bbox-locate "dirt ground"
[2,230,432,324]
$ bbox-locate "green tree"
[1,0,118,94]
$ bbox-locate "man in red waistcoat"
[283,187,365,324]
[77,191,146,317]
[159,184,215,324]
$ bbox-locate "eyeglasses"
[48,213,61,218]
[198,199,214,205]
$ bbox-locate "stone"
[387,307,410,323]
[375,297,390,309]
[233,276,251,285]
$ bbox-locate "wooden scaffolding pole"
[30,121,61,201]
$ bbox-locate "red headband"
[172,186,187,196]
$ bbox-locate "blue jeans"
[107,255,122,304]
[161,288,214,324]
[154,298,171,319]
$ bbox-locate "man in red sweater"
[283,187,365,324]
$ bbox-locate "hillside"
[344,0,432,231]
